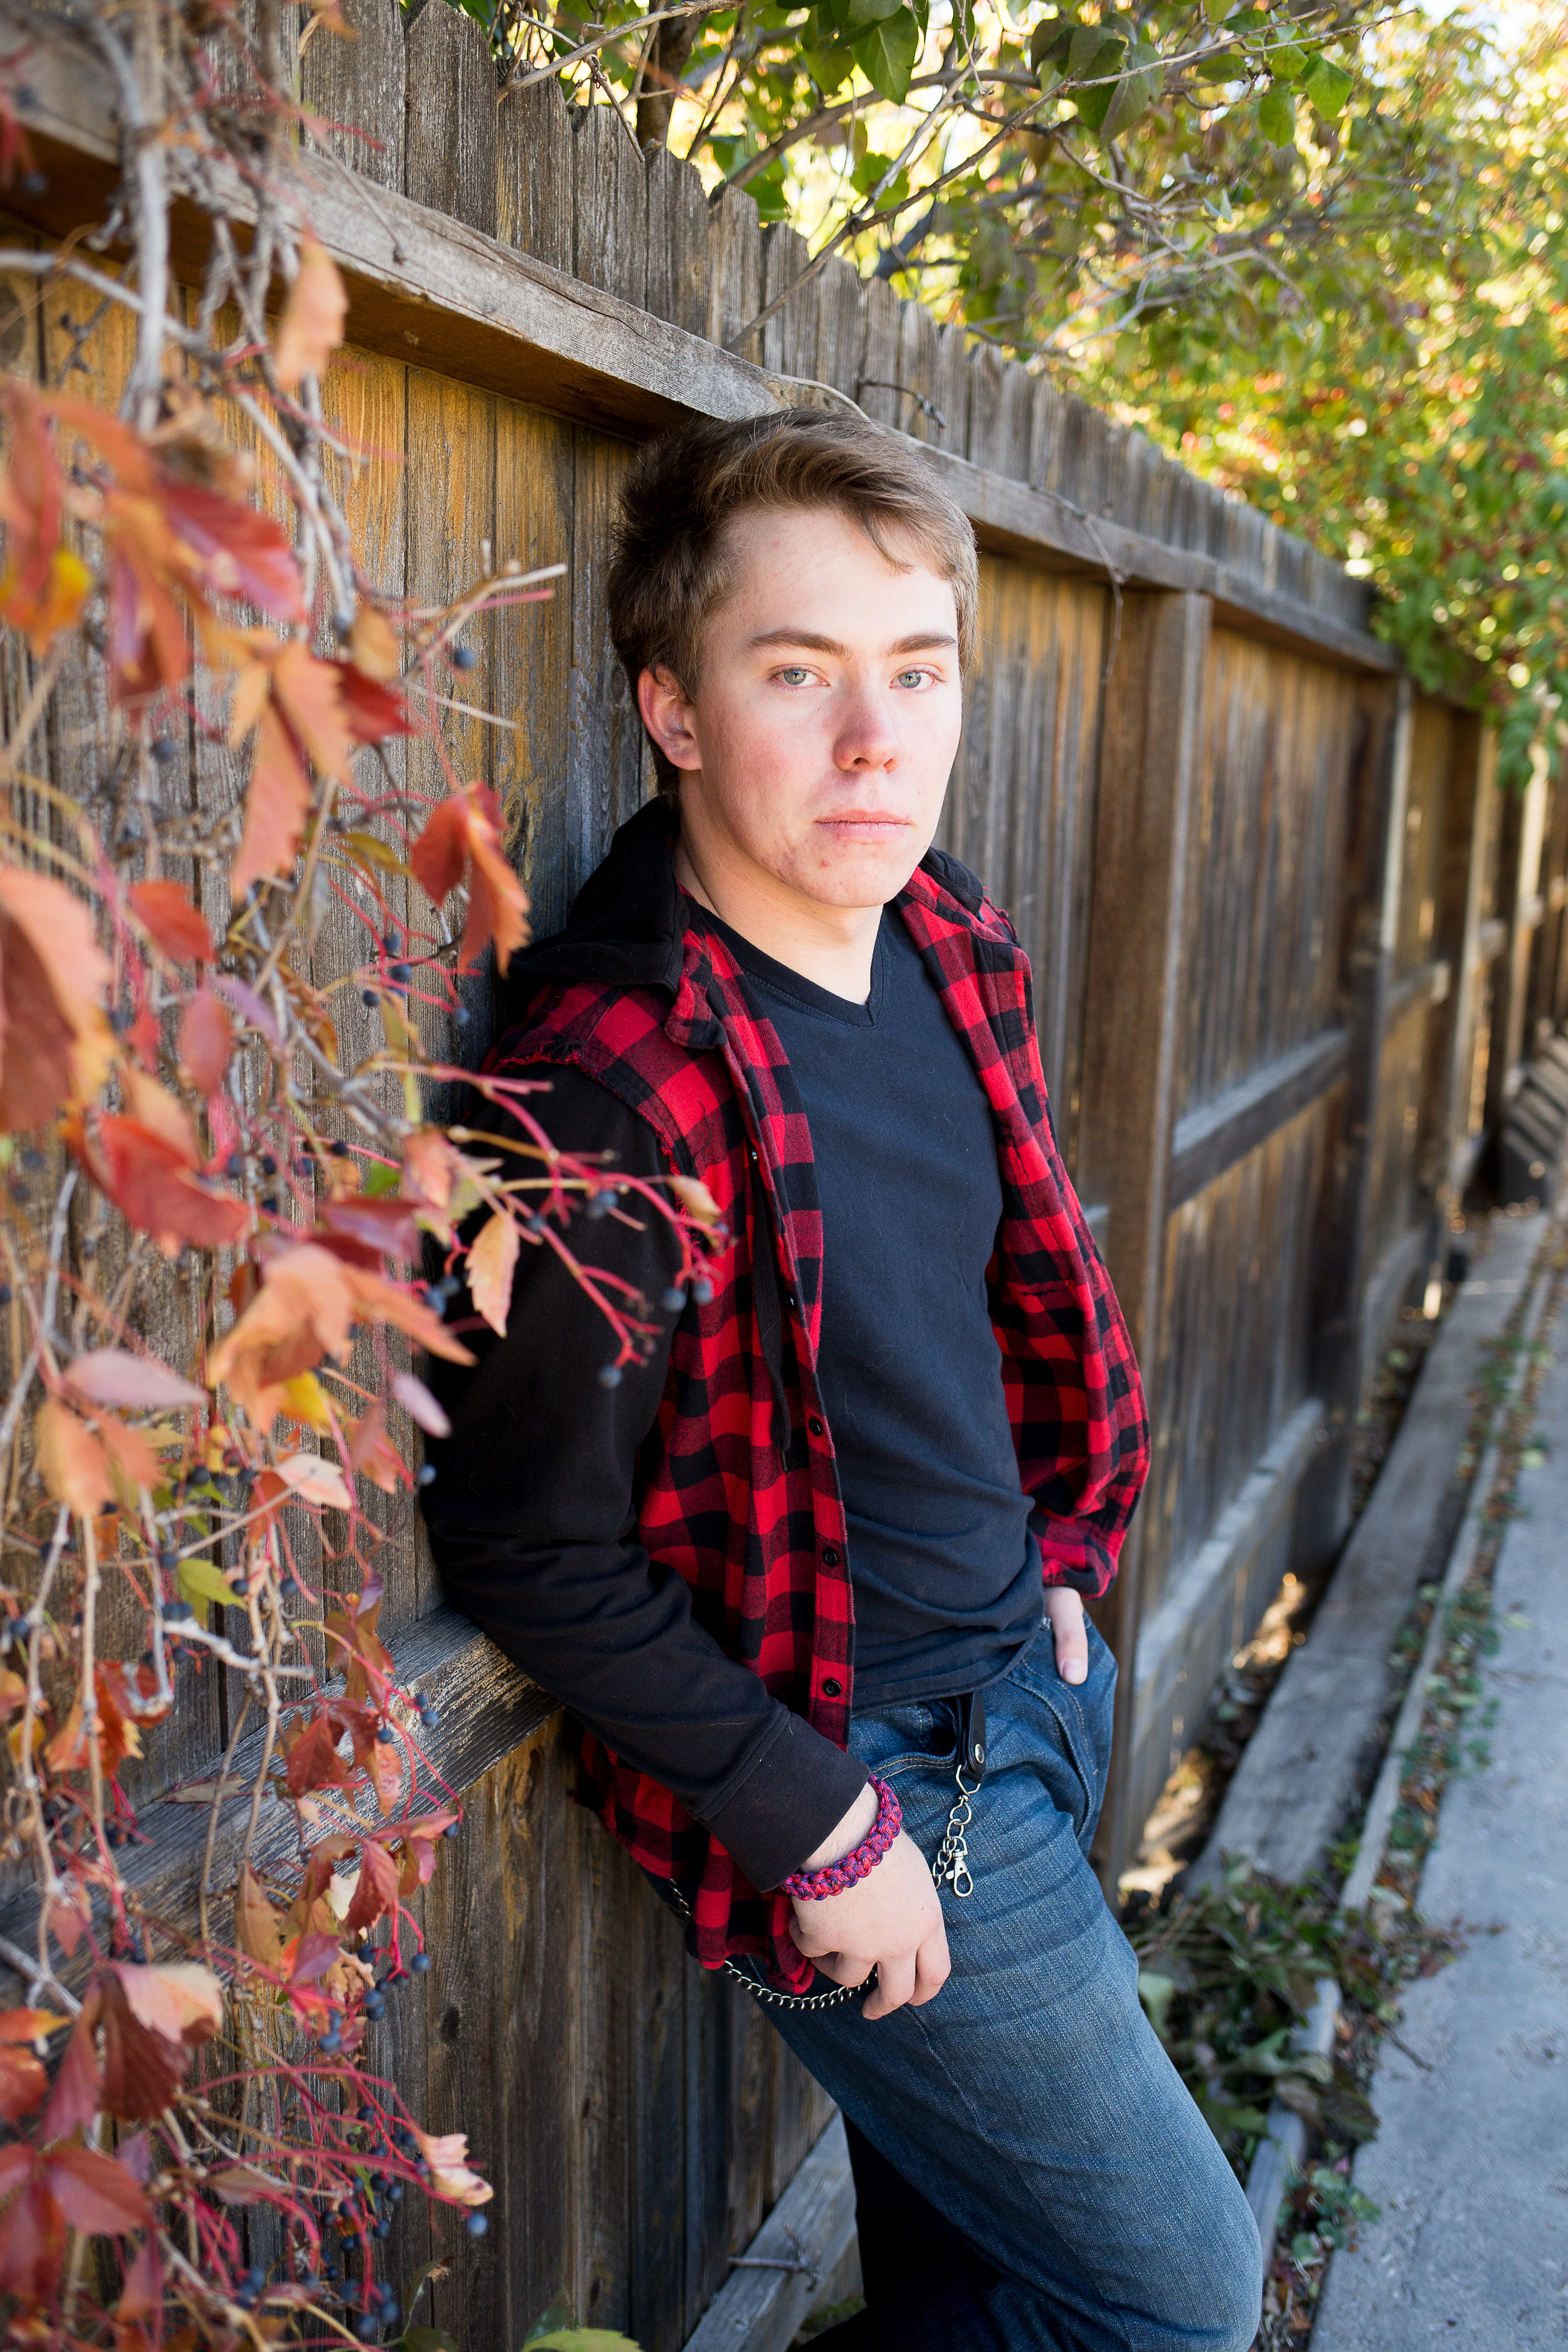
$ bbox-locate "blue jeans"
[757,1619,1263,2352]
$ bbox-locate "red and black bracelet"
[780,1775,902,1901]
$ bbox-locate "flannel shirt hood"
[487,797,1148,1991]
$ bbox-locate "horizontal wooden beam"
[1168,1028,1350,1209]
[6,3,1396,680]
[0,1605,554,1978]
[1384,958,1450,1028]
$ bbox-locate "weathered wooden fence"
[8,0,1567,2341]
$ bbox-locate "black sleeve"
[418,1063,867,1891]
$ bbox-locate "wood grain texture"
[301,0,405,188]
[708,182,764,363]
[497,75,574,272]
[760,221,817,383]
[403,0,496,235]
[645,141,712,337]
[572,101,647,306]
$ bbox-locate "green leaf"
[1201,0,1231,21]
[398,2332,458,2352]
[1101,63,1157,138]
[1258,83,1296,146]
[850,6,919,102]
[750,159,790,222]
[1067,21,1119,73]
[1268,38,1306,80]
[842,0,903,27]
[803,37,856,92]
[1302,53,1353,115]
[522,2309,576,2347]
[524,2336,644,2352]
[1136,1969,1177,2039]
[363,1159,401,1197]
[179,1554,243,1624]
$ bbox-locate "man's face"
[640,503,964,911]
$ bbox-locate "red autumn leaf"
[336,660,415,743]
[0,2044,47,2124]
[123,1067,200,1167]
[323,1578,394,1708]
[178,985,233,1094]
[232,702,313,899]
[0,385,92,655]
[46,2144,153,2235]
[95,1979,184,2124]
[0,864,115,1131]
[116,2232,162,2321]
[409,785,529,975]
[0,2173,66,2304]
[74,1113,250,1258]
[102,493,192,699]
[158,479,305,624]
[35,1397,114,1517]
[65,1346,204,1412]
[343,1397,402,1495]
[343,1837,401,1934]
[284,1709,354,1799]
[287,1930,343,1986]
[127,879,215,965]
[0,2008,69,2047]
[319,1194,421,1259]
[273,238,348,392]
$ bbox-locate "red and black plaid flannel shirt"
[492,839,1148,1991]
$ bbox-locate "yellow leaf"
[349,606,400,682]
[278,1372,334,1434]
[467,1210,519,1337]
[179,1554,240,1623]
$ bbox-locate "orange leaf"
[342,1264,476,1366]
[0,865,114,1131]
[231,702,313,899]
[236,1865,286,1969]
[0,2008,68,2047]
[0,2045,46,2126]
[468,1210,519,1337]
[112,1961,221,2047]
[36,1398,113,1517]
[349,604,399,681]
[64,1348,204,1411]
[102,492,191,699]
[408,2124,492,2208]
[0,388,92,655]
[343,1397,401,1493]
[177,985,233,1095]
[336,659,415,744]
[272,640,354,783]
[409,785,529,975]
[670,1173,723,1231]
[207,1242,357,1426]
[123,1068,199,1167]
[129,880,214,965]
[273,238,347,392]
[95,1413,163,1498]
[73,1114,249,1258]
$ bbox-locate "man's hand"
[787,1784,951,2019]
[1046,1586,1088,1684]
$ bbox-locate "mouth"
[813,814,914,842]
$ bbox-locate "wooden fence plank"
[403,1,496,235]
[497,76,575,272]
[856,274,902,425]
[573,101,647,307]
[895,294,938,442]
[300,0,405,188]
[1076,590,1209,1883]
[645,142,713,337]
[759,220,817,382]
[708,183,764,363]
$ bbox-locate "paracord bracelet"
[780,1775,901,1901]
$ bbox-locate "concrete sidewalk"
[1313,1290,1568,2351]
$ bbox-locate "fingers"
[861,1947,916,2020]
[910,1923,951,2006]
[1045,1586,1089,1685]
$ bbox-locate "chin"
[798,844,924,908]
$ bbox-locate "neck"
[673,825,886,1005]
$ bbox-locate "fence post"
[1075,589,1210,1888]
[1430,717,1499,1227]
[1296,675,1411,1567]
[1485,738,1550,1144]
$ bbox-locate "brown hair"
[608,407,978,795]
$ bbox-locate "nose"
[832,681,900,772]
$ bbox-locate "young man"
[422,410,1263,2352]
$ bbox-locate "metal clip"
[932,1759,981,1899]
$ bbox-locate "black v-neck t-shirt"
[702,908,1043,1707]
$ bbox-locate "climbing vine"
[0,3,716,2343]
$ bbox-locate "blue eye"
[895,669,928,689]
[778,666,810,686]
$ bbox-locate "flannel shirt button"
[822,1545,841,1567]
[808,1416,824,1437]
[785,1288,798,1310]
[822,1678,842,1698]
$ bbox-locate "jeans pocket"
[1007,1619,1116,1845]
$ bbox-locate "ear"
[637,665,702,773]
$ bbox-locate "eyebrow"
[748,628,958,657]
